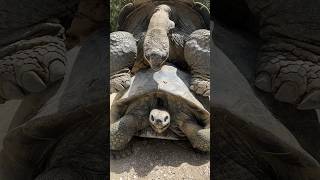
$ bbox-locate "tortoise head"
[149,109,171,134]
[143,4,174,71]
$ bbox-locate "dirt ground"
[110,138,210,180]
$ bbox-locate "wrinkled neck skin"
[143,4,174,71]
[148,5,173,31]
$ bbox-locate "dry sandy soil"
[110,138,210,180]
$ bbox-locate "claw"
[255,72,272,92]
[116,82,126,92]
[49,60,65,82]
[110,75,131,93]
[298,91,320,110]
[196,86,206,95]
[190,85,195,91]
[21,71,47,92]
[275,82,300,103]
[111,83,122,93]
[190,79,210,96]
[123,79,131,89]
[203,90,210,97]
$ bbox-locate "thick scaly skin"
[0,0,80,103]
[110,97,150,151]
[256,42,320,108]
[179,121,210,152]
[245,0,320,109]
[110,31,137,93]
[184,29,211,97]
[173,100,210,152]
[0,31,67,102]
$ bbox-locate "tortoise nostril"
[149,53,163,62]
[156,119,162,124]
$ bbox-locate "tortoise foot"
[190,78,210,97]
[110,72,131,93]
[0,36,66,102]
[184,29,210,97]
[255,42,320,109]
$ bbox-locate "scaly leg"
[184,29,210,97]
[110,31,137,93]
[177,112,210,152]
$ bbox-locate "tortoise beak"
[148,53,166,71]
[151,123,170,134]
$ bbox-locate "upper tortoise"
[110,0,210,97]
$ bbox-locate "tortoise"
[110,0,210,97]
[0,28,108,180]
[212,18,320,179]
[110,64,210,157]
[213,0,320,109]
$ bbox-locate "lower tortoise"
[110,64,210,157]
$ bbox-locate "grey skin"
[214,0,320,109]
[0,0,80,103]
[213,16,320,179]
[110,0,210,97]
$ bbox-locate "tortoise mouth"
[149,60,166,71]
[150,123,170,134]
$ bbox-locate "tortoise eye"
[164,116,168,122]
[151,115,155,121]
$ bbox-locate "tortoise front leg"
[177,113,210,152]
[110,97,151,151]
[110,114,149,159]
[180,122,210,152]
[110,31,137,93]
[110,115,141,151]
[184,29,210,97]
